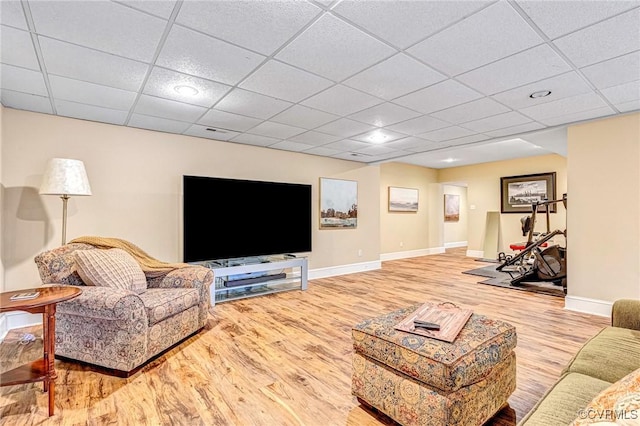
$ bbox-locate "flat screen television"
[183,175,312,262]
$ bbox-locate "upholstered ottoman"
[352,304,517,426]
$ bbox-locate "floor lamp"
[40,158,92,245]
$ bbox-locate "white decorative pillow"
[74,248,147,294]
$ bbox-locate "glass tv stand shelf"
[198,255,308,305]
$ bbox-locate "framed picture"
[444,194,460,222]
[500,172,557,213]
[319,178,357,229]
[388,186,419,212]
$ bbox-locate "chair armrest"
[611,299,640,330]
[147,266,213,291]
[55,285,146,322]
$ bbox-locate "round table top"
[0,286,82,312]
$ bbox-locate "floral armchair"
[34,242,214,376]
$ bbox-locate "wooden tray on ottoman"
[394,301,472,342]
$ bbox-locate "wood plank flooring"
[0,248,610,425]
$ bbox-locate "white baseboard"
[309,260,382,280]
[564,296,613,318]
[444,241,468,248]
[466,250,484,258]
[0,311,41,340]
[379,247,445,261]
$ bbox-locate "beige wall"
[443,184,468,245]
[2,108,381,291]
[438,154,567,257]
[567,112,640,302]
[379,162,438,254]
[1,105,4,293]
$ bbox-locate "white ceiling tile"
[143,67,231,108]
[408,2,543,76]
[288,131,341,145]
[351,128,406,144]
[385,136,438,152]
[491,71,592,110]
[431,98,511,124]
[386,115,450,135]
[343,53,446,100]
[157,25,265,85]
[177,1,320,55]
[516,0,639,39]
[129,113,191,134]
[332,0,491,49]
[231,133,281,147]
[117,1,177,19]
[49,75,137,111]
[393,79,483,114]
[197,109,262,132]
[418,126,477,142]
[215,89,292,120]
[39,37,148,92]
[29,1,166,62]
[1,64,47,95]
[240,60,333,102]
[304,146,342,156]
[331,152,369,162]
[1,26,39,70]
[134,94,207,122]
[1,0,27,29]
[348,102,421,126]
[485,122,546,138]
[457,45,572,95]
[248,121,306,139]
[183,124,240,141]
[270,105,338,128]
[354,145,398,156]
[301,84,382,116]
[520,92,608,121]
[616,100,640,113]
[275,14,395,81]
[538,106,616,126]
[461,111,532,133]
[443,134,490,146]
[322,139,371,151]
[581,51,640,90]
[55,99,128,125]
[0,89,52,114]
[269,141,316,152]
[553,9,640,68]
[600,81,640,105]
[313,117,374,137]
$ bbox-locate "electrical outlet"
[400,241,404,247]
[358,249,363,257]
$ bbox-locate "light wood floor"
[0,248,610,425]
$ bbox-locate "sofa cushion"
[34,243,96,286]
[518,372,611,426]
[570,367,640,425]
[138,288,200,326]
[563,326,640,383]
[75,248,147,294]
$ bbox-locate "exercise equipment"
[497,194,567,293]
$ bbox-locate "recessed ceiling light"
[174,85,199,96]
[368,130,388,144]
[442,158,458,163]
[529,90,551,99]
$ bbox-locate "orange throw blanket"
[70,236,189,277]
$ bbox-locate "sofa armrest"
[147,266,213,291]
[611,299,640,331]
[55,285,147,322]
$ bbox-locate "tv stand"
[199,255,308,305]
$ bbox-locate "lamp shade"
[39,158,92,196]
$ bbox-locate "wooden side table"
[0,286,81,416]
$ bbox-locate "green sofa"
[518,299,640,425]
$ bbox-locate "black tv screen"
[183,175,312,262]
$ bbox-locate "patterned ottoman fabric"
[352,304,517,426]
[352,303,517,392]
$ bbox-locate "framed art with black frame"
[500,172,557,214]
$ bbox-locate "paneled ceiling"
[1,0,639,168]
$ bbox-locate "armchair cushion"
[75,248,147,294]
[138,288,200,326]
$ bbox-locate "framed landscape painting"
[444,194,460,222]
[320,178,357,229]
[500,172,557,213]
[388,186,419,212]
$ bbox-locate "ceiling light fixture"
[529,90,551,99]
[368,130,388,144]
[442,158,458,163]
[174,85,199,96]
